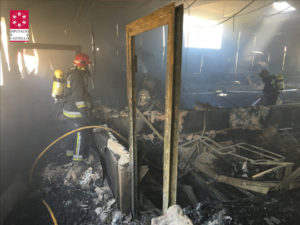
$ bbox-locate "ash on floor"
[184,189,300,225]
[4,150,159,225]
[5,147,300,225]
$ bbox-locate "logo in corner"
[10,10,29,42]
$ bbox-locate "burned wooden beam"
[278,166,300,190]
[136,108,163,141]
[190,171,229,202]
[180,185,198,205]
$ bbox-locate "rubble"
[5,149,161,225]
[151,205,193,225]
[264,217,281,225]
[94,129,131,213]
[5,150,122,225]
[205,209,232,225]
[229,106,270,129]
[94,185,112,202]
[5,100,300,225]
[79,167,101,188]
[94,206,103,215]
[92,101,300,139]
[183,188,300,225]
[112,210,123,224]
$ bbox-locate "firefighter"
[63,53,92,161]
[259,69,280,106]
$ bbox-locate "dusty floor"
[4,110,300,225]
[5,144,300,225]
[5,150,158,225]
[184,189,300,225]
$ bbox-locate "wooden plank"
[190,171,229,202]
[136,108,163,140]
[284,164,294,177]
[287,166,300,180]
[162,3,175,214]
[288,181,300,190]
[180,185,198,205]
[278,166,300,190]
[169,4,184,207]
[126,28,137,216]
[126,3,174,37]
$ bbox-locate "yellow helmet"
[276,74,284,81]
[54,69,64,79]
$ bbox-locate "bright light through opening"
[17,30,39,77]
[184,16,223,49]
[23,50,39,75]
[31,32,39,74]
[273,2,296,12]
[0,52,3,86]
[1,17,11,71]
[17,51,23,75]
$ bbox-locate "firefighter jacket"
[63,68,91,118]
[262,75,278,105]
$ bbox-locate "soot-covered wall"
[0,0,170,194]
[0,0,91,193]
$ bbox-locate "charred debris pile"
[5,151,150,225]
[5,90,300,225]
[91,88,300,223]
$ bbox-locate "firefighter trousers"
[66,118,89,161]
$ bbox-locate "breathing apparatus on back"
[51,53,92,103]
[52,69,65,102]
[274,74,284,94]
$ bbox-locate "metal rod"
[194,136,293,183]
[252,165,287,179]
[91,31,96,89]
[281,45,287,71]
[235,31,242,74]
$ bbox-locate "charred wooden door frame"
[126,3,183,215]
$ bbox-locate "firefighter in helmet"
[259,69,284,106]
[63,53,92,161]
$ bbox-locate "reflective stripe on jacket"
[63,109,82,118]
[63,68,91,118]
